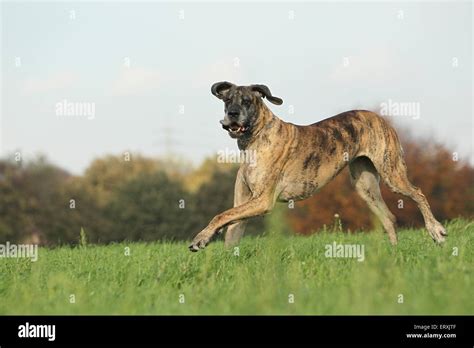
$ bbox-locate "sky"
[1,1,472,174]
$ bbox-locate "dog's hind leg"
[224,172,251,248]
[370,128,447,243]
[349,156,398,245]
[379,159,446,243]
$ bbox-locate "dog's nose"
[227,105,240,119]
[227,110,240,118]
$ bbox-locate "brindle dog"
[188,82,447,251]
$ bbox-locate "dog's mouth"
[220,120,249,137]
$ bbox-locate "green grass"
[0,219,473,315]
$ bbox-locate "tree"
[104,171,193,242]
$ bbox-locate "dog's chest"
[241,164,268,195]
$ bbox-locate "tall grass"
[0,219,472,315]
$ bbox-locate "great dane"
[188,82,447,252]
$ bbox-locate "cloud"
[109,67,161,96]
[22,71,79,95]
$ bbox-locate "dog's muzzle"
[220,119,248,137]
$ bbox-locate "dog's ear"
[250,84,283,105]
[211,81,234,99]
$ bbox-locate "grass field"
[0,219,472,315]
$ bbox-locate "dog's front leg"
[224,170,252,248]
[189,194,274,252]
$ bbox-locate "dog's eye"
[242,98,251,106]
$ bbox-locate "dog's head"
[211,82,283,138]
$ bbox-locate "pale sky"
[1,1,472,174]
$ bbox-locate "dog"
[188,82,447,252]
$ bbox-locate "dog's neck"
[237,102,279,150]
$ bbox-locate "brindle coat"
[188,82,447,251]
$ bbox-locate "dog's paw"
[188,234,211,252]
[427,222,447,244]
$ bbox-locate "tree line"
[0,131,472,245]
